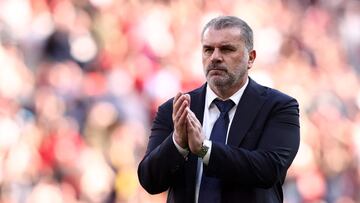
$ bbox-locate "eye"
[203,47,214,55]
[221,46,236,53]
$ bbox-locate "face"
[202,27,255,92]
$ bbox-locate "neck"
[209,79,247,100]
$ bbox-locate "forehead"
[202,27,242,45]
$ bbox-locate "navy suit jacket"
[138,78,300,203]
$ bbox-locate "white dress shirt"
[173,78,249,202]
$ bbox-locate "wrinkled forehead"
[202,25,242,38]
[202,27,243,45]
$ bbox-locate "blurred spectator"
[0,0,359,202]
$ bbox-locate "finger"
[178,104,188,124]
[187,108,199,124]
[172,93,181,117]
[173,93,185,117]
[186,110,200,142]
[191,111,201,126]
[177,100,189,123]
[173,92,183,108]
[184,94,191,104]
[186,116,195,134]
[187,109,202,132]
[186,108,196,128]
[174,94,188,113]
[175,99,188,121]
[173,92,182,104]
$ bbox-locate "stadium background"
[0,0,359,202]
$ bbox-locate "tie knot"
[213,99,235,114]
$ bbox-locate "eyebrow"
[202,45,213,49]
[220,44,237,49]
[202,44,237,49]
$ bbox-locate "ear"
[247,50,256,69]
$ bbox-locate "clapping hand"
[172,93,191,148]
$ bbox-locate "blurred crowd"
[0,0,359,202]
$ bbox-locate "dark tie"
[198,99,235,203]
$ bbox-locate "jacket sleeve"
[137,100,188,194]
[205,96,300,188]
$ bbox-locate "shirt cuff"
[172,133,189,158]
[202,139,212,165]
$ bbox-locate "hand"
[172,93,190,148]
[186,107,205,155]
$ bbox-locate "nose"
[210,48,223,63]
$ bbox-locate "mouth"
[207,63,227,73]
[207,67,227,75]
[208,68,226,72]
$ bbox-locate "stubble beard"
[208,73,234,90]
[207,68,247,93]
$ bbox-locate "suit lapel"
[189,83,207,125]
[227,78,267,146]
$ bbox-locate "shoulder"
[267,87,297,104]
[249,78,297,102]
[247,78,299,112]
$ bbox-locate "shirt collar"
[205,77,249,109]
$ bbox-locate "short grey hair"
[201,16,254,51]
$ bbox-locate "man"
[138,16,300,203]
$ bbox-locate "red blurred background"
[0,0,359,202]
